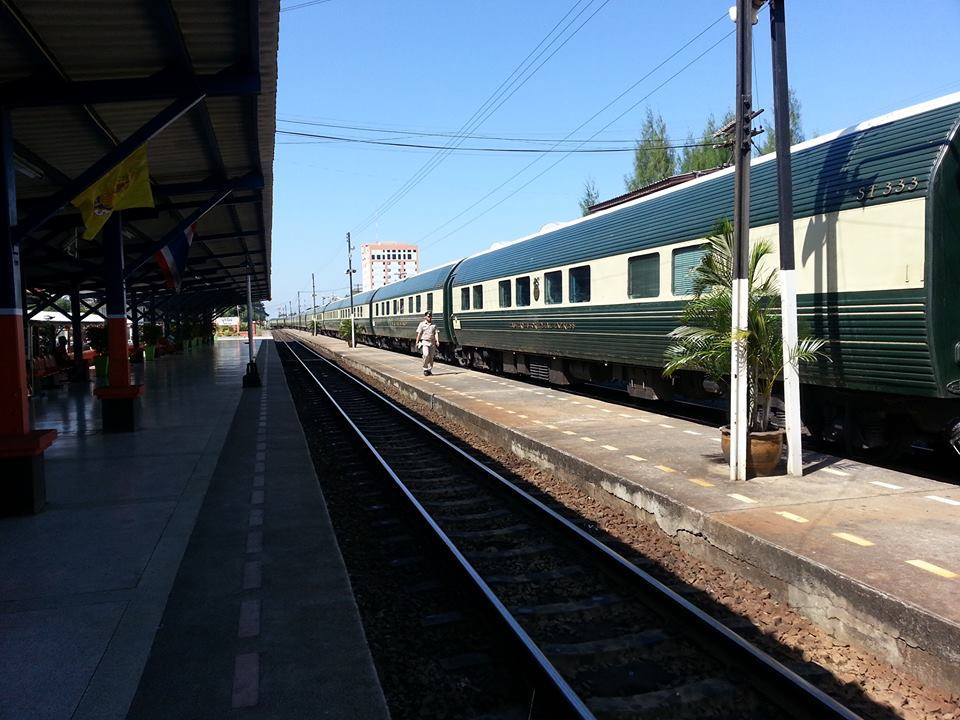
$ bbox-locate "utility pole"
[297,293,302,330]
[769,0,802,476]
[242,270,261,387]
[729,0,755,481]
[311,272,317,336]
[346,232,356,348]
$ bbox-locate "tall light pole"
[769,0,802,476]
[242,268,261,387]
[729,0,756,481]
[346,232,356,348]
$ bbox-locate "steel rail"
[280,338,595,719]
[282,334,862,720]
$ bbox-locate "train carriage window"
[375,304,379,317]
[568,266,591,303]
[628,254,660,298]
[427,292,434,313]
[516,276,530,307]
[416,295,422,313]
[472,285,483,310]
[393,299,398,314]
[408,296,414,313]
[498,280,512,308]
[544,270,562,304]
[672,245,707,296]
[400,298,405,314]
[460,287,470,310]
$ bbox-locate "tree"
[624,109,676,192]
[239,301,268,323]
[578,177,599,216]
[758,88,804,155]
[679,112,734,173]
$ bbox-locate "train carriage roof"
[453,93,960,286]
[370,262,457,301]
[326,289,376,312]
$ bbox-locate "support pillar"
[69,280,87,381]
[0,109,56,515]
[94,213,143,431]
[242,272,261,388]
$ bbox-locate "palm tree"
[663,219,825,432]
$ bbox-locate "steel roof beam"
[14,93,204,243]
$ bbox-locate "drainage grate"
[529,358,550,381]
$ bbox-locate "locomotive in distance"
[279,92,960,458]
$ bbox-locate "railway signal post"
[729,0,757,481]
[769,0,803,476]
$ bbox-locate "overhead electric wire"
[419,12,731,248]
[276,117,641,144]
[275,129,714,153]
[351,0,611,236]
[280,0,334,12]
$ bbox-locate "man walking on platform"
[415,311,438,376]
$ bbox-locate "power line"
[351,0,611,236]
[276,117,640,144]
[280,0,335,12]
[275,129,715,153]
[419,12,731,248]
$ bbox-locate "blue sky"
[268,0,960,317]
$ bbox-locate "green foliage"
[663,219,826,431]
[141,324,163,345]
[85,325,108,354]
[758,88,804,155]
[579,177,599,216]
[338,318,353,343]
[679,112,734,173]
[624,109,675,192]
[239,301,268,323]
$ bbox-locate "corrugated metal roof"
[4,0,278,310]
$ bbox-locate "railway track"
[278,336,860,720]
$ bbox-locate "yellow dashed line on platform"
[495,406,504,410]
[563,430,577,436]
[618,413,632,418]
[683,430,702,436]
[659,423,675,429]
[655,465,676,474]
[601,408,613,413]
[585,405,597,409]
[775,511,809,524]
[832,532,874,547]
[518,414,528,419]
[545,424,558,430]
[571,401,581,405]
[626,455,646,462]
[601,444,619,451]
[822,467,850,477]
[710,438,722,443]
[926,495,960,506]
[581,437,596,443]
[870,480,903,490]
[906,560,957,579]
[506,410,516,414]
[688,478,714,488]
[728,493,757,504]
[533,419,543,424]
[639,418,651,423]
[534,392,544,395]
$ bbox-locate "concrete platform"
[288,330,960,694]
[0,338,387,720]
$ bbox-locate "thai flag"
[154,224,196,292]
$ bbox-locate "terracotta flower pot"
[719,426,785,477]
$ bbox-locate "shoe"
[423,370,429,376]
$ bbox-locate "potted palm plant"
[663,219,825,476]
[86,324,109,378]
[142,324,162,361]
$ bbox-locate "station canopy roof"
[1,0,278,314]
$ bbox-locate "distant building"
[360,242,419,291]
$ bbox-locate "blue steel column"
[242,271,261,387]
[94,212,143,431]
[0,108,56,514]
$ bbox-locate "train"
[278,92,960,456]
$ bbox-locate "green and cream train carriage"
[316,93,960,452]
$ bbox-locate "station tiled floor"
[0,338,387,720]
[289,330,960,687]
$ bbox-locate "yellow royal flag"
[71,145,155,239]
